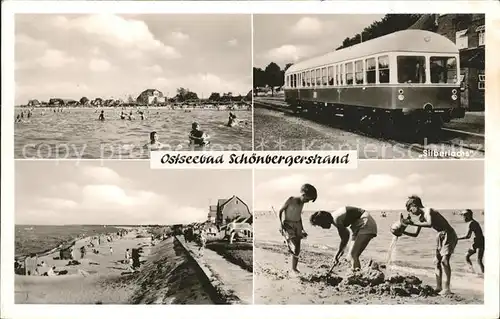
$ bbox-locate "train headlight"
[452,89,457,95]
[451,94,458,101]
[398,94,405,101]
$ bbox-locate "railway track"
[254,98,484,159]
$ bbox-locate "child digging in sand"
[402,195,458,296]
[309,207,378,272]
[458,209,484,274]
[278,183,317,274]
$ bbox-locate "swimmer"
[402,195,458,295]
[128,111,134,120]
[189,122,210,146]
[120,111,126,120]
[278,184,317,274]
[144,131,162,150]
[458,209,484,274]
[310,207,377,272]
[98,110,105,121]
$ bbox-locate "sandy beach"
[254,242,484,305]
[15,230,214,304]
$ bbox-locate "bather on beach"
[189,122,210,146]
[144,131,162,150]
[309,207,378,272]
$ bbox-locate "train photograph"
[253,14,485,159]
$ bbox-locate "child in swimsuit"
[278,183,317,274]
[458,209,484,274]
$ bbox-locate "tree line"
[253,14,423,95]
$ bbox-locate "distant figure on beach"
[278,183,317,274]
[98,111,105,121]
[198,230,207,256]
[15,114,22,123]
[310,206,378,272]
[128,111,134,120]
[227,112,238,127]
[80,246,86,259]
[458,209,484,274]
[401,195,457,296]
[125,249,130,263]
[189,122,210,146]
[47,266,56,277]
[109,247,113,255]
[120,111,126,120]
[144,131,162,150]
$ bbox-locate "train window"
[341,64,345,85]
[430,57,457,84]
[345,62,353,85]
[316,69,321,86]
[355,60,364,85]
[322,67,327,86]
[366,58,376,84]
[397,56,426,84]
[378,56,389,83]
[328,66,334,85]
[335,65,340,86]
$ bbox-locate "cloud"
[228,39,238,46]
[89,58,111,72]
[264,45,312,65]
[32,49,76,69]
[80,166,122,184]
[54,14,181,59]
[170,31,190,42]
[152,73,249,96]
[342,174,401,195]
[36,197,78,210]
[291,17,323,37]
[145,64,163,74]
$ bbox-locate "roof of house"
[286,30,458,74]
[217,195,252,216]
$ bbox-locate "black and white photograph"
[253,14,485,159]
[253,160,484,304]
[14,14,253,159]
[14,161,253,304]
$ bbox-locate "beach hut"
[24,256,38,276]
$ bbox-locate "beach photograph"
[253,14,484,159]
[14,14,252,159]
[14,161,253,304]
[253,160,484,304]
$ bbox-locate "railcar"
[284,30,464,133]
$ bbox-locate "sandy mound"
[106,238,215,304]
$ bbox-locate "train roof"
[286,30,458,74]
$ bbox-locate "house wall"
[437,14,485,111]
[218,197,251,224]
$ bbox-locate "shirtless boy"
[458,209,484,274]
[278,183,317,273]
[310,206,377,272]
[402,195,458,295]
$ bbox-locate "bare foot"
[468,265,476,274]
[292,268,301,274]
[435,286,442,293]
[438,289,453,296]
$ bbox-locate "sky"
[254,160,484,211]
[15,161,252,225]
[253,14,385,69]
[15,14,252,105]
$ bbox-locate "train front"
[394,54,465,128]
